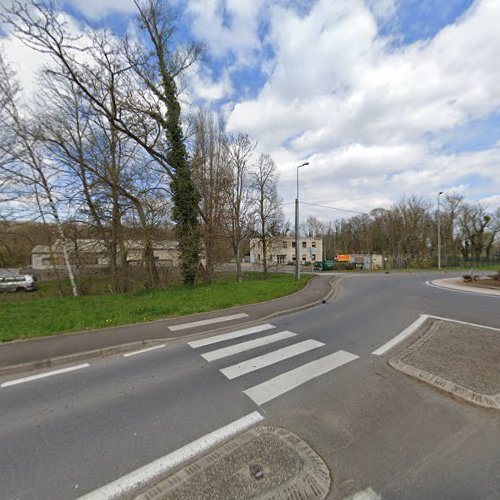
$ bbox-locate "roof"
[32,239,179,254]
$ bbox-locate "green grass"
[0,273,311,342]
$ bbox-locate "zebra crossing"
[188,323,359,406]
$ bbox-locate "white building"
[249,237,323,265]
[31,239,182,270]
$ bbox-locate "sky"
[1,0,499,223]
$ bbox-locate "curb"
[388,317,500,410]
[428,278,500,297]
[0,340,166,377]
[0,276,338,376]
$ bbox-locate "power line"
[299,201,368,215]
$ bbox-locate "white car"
[0,274,38,292]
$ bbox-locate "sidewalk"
[0,274,336,375]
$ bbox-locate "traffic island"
[389,318,500,409]
[134,426,330,500]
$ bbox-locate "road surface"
[1,272,499,499]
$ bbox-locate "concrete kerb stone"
[429,277,500,297]
[388,317,500,410]
[0,275,337,376]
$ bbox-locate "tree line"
[0,1,283,295]
[302,195,500,268]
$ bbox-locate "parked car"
[0,274,38,292]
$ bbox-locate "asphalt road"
[1,272,499,499]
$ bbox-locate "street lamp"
[437,191,443,270]
[295,162,309,280]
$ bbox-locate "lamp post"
[437,191,443,270]
[295,162,309,280]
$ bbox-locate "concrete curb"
[389,358,500,410]
[428,278,500,297]
[389,317,500,410]
[0,275,338,376]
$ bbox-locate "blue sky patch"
[382,0,474,46]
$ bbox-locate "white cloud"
[224,0,500,219]
[63,0,136,20]
[187,65,233,102]
[186,0,265,66]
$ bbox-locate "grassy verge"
[0,273,311,342]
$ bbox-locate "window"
[282,241,287,248]
[311,254,316,261]
[292,242,296,248]
[302,241,306,248]
[277,255,285,264]
[257,254,261,262]
[312,242,316,248]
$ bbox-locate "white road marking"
[1,363,90,388]
[220,339,325,380]
[244,350,359,406]
[425,280,500,297]
[426,314,500,331]
[188,324,275,349]
[372,314,429,356]
[76,411,264,500]
[123,344,166,357]
[168,313,249,331]
[201,331,296,362]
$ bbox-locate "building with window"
[249,237,323,265]
[31,239,182,270]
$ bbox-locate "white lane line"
[77,411,264,500]
[201,331,296,362]
[1,363,90,388]
[221,339,325,380]
[188,324,275,349]
[244,350,359,406]
[425,280,500,297]
[123,344,166,357]
[372,314,429,356]
[168,313,249,331]
[426,314,500,331]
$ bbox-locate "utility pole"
[295,162,309,280]
[437,191,443,270]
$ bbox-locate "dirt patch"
[468,278,500,289]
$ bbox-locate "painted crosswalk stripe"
[201,331,296,362]
[168,313,249,332]
[220,339,325,380]
[243,350,359,405]
[188,324,275,349]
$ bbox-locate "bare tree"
[250,154,284,278]
[0,53,79,295]
[190,108,231,280]
[458,202,498,260]
[2,0,204,285]
[224,133,256,282]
